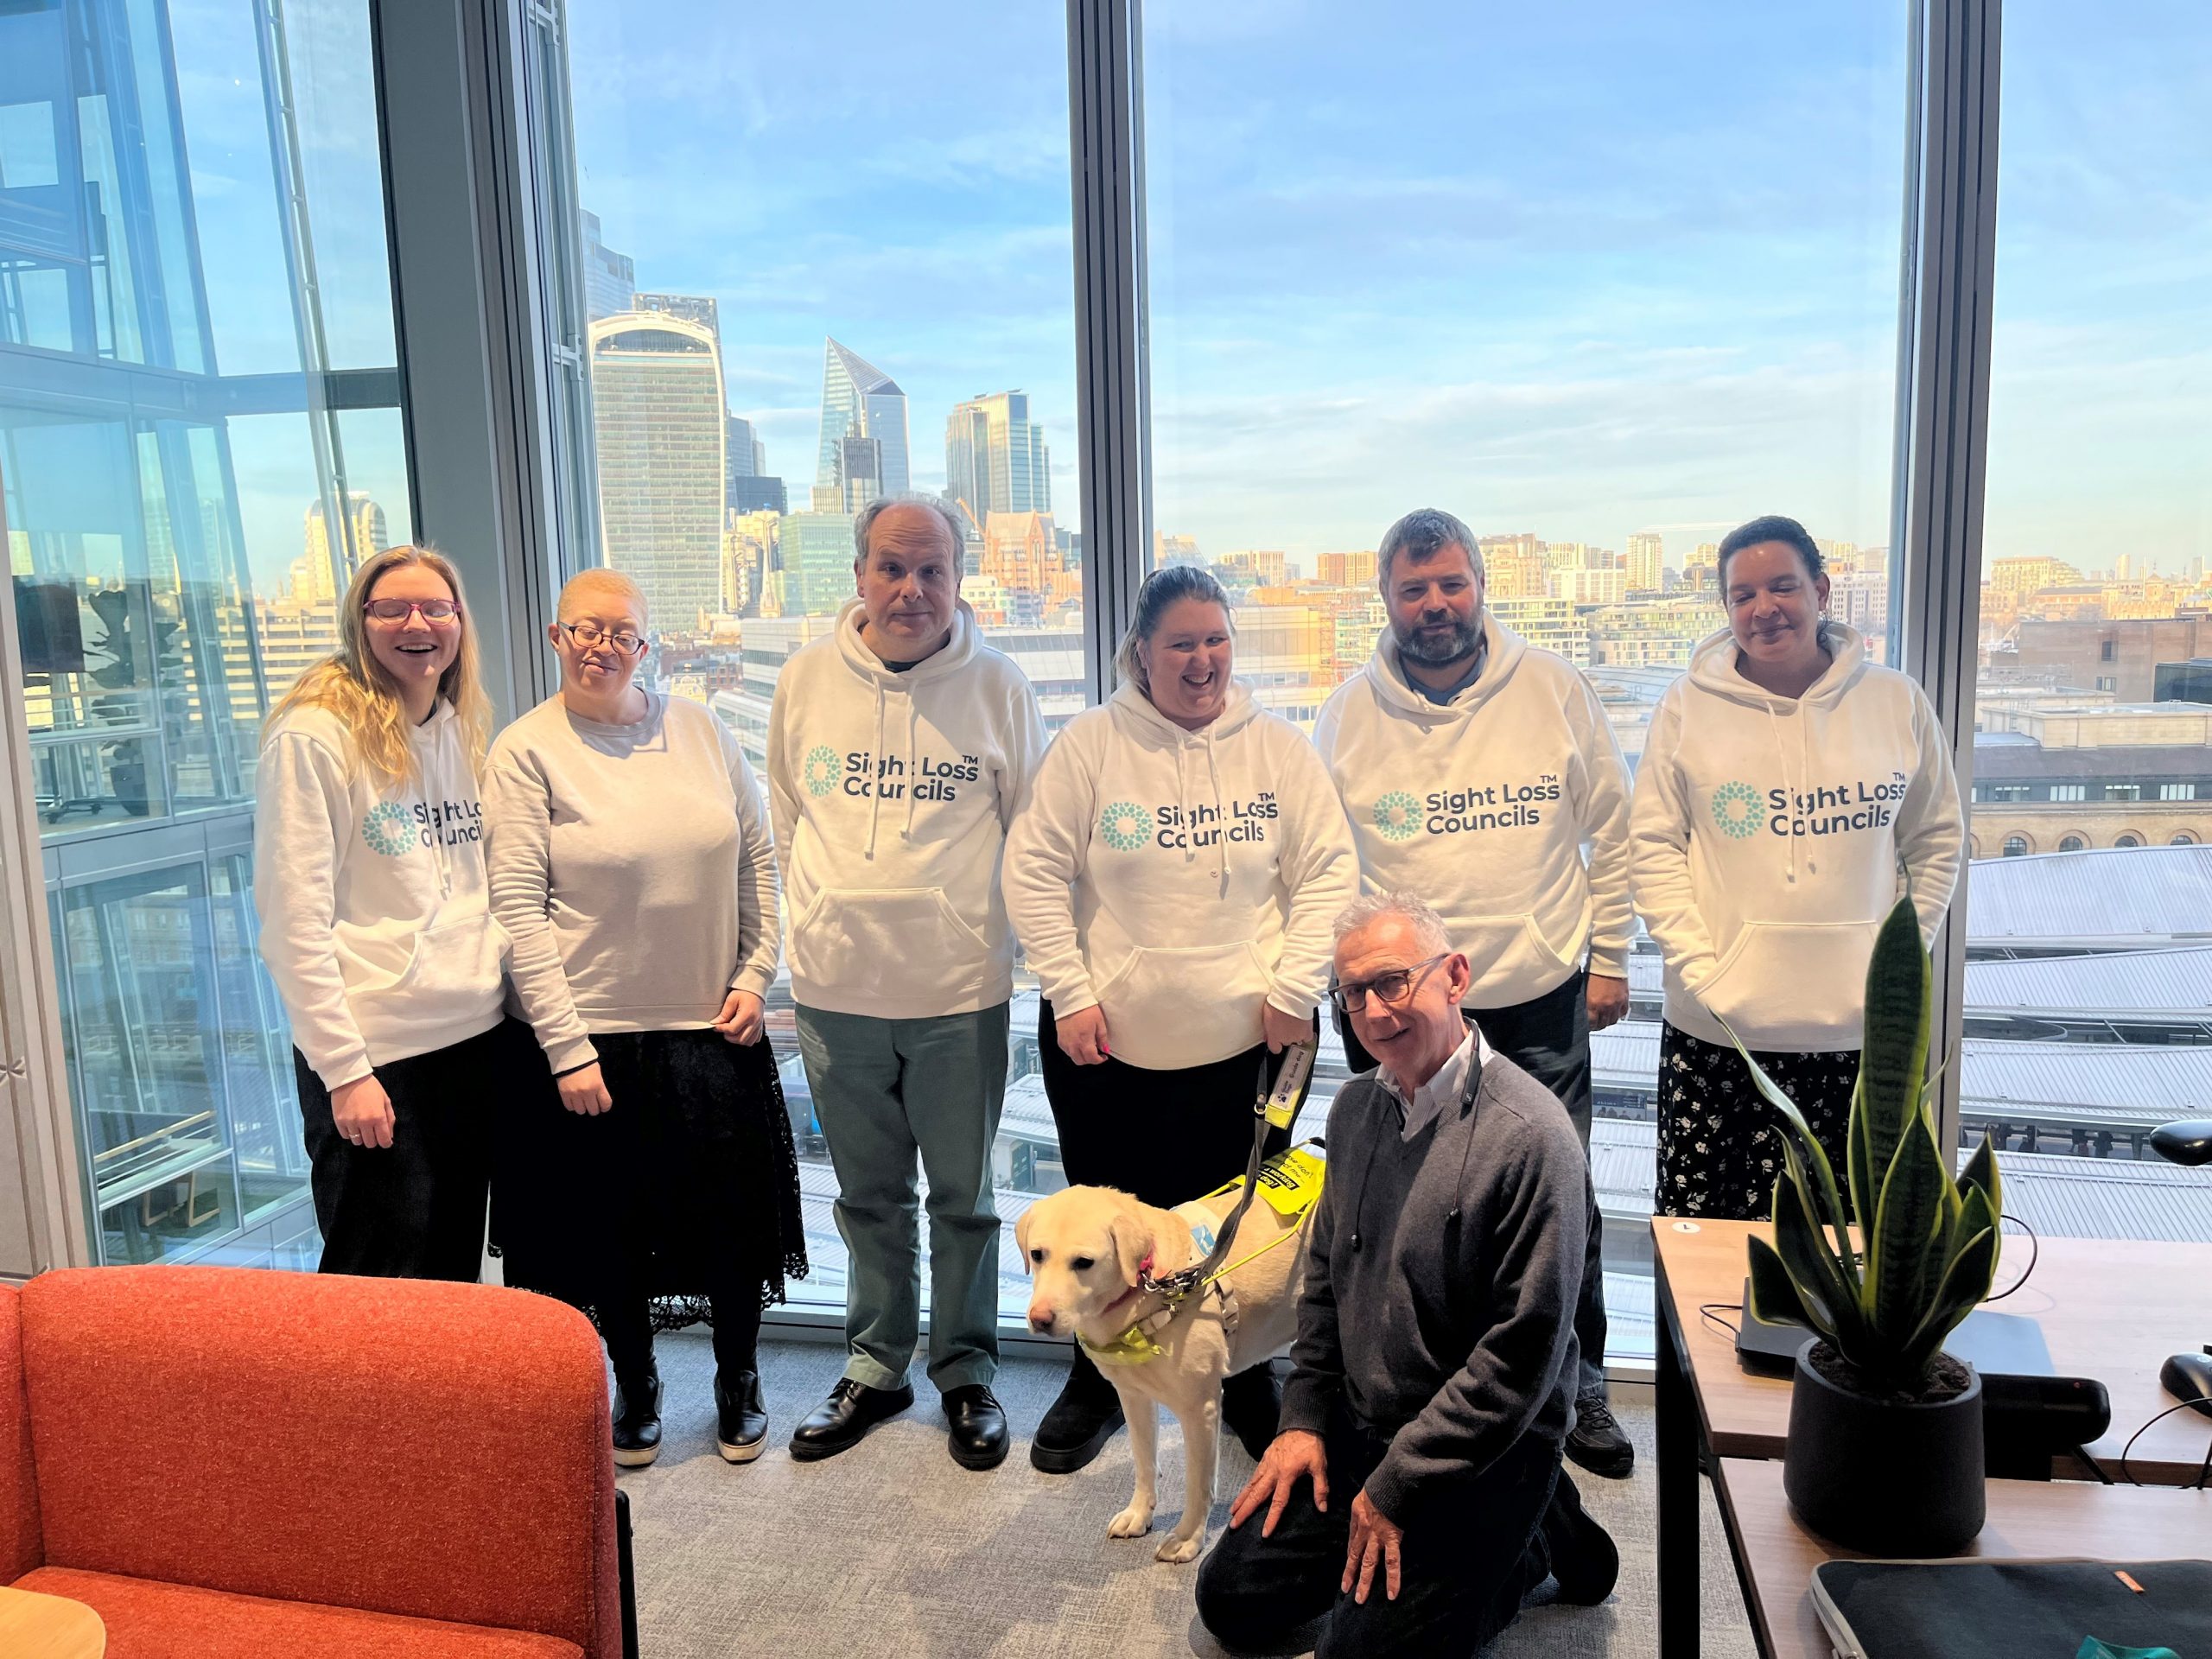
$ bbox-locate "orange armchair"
[0,1266,625,1657]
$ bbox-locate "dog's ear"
[1107,1208,1154,1289]
[1014,1205,1034,1276]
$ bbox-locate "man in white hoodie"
[1313,508,1636,1479]
[767,494,1047,1471]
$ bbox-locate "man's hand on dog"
[1229,1428,1328,1538]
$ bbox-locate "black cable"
[1983,1211,2038,1304]
[1700,1301,1742,1341]
[2116,1398,2211,1487]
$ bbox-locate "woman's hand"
[330,1073,396,1149]
[1055,1004,1113,1065]
[714,988,766,1046]
[1262,1001,1313,1054]
[558,1061,613,1116]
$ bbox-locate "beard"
[1394,613,1481,667]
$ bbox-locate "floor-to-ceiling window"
[1139,1,1916,1360]
[2,0,409,1267]
[530,0,1083,1323]
[1960,0,2212,1243]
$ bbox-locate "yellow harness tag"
[1253,1145,1326,1217]
[1081,1323,1165,1367]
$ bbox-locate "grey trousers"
[793,1002,1007,1391]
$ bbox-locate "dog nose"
[1027,1304,1054,1333]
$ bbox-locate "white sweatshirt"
[253,701,506,1088]
[1003,681,1360,1071]
[766,600,1046,1019]
[1314,615,1633,1009]
[1630,625,1965,1052]
[484,692,780,1073]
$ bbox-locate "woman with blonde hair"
[254,543,527,1279]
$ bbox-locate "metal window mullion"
[1891,0,2001,1158]
[1067,0,1150,707]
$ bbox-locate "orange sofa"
[0,1266,625,1657]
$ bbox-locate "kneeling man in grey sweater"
[1197,890,1618,1659]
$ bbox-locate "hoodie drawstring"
[1202,726,1229,887]
[1764,702,1821,885]
[901,695,920,844]
[864,680,887,860]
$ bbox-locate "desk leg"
[1657,1253,1700,1659]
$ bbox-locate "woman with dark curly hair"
[486,568,804,1469]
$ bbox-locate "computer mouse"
[2161,1349,2212,1417]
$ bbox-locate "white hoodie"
[766,600,1046,1019]
[253,701,507,1088]
[1629,624,1964,1052]
[1315,615,1633,1008]
[1003,680,1359,1071]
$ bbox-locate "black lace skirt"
[492,1027,808,1331]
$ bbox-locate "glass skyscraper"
[945,390,1052,534]
[588,311,728,628]
[814,338,910,501]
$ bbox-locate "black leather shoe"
[715,1370,768,1464]
[612,1370,662,1469]
[1566,1387,1636,1479]
[1541,1468,1619,1605]
[788,1377,914,1462]
[1030,1352,1125,1473]
[1221,1365,1282,1461]
[942,1383,1009,1471]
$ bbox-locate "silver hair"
[1377,507,1484,588]
[852,493,968,565]
[1333,890,1452,955]
[1114,564,1235,693]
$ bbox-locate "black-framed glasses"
[560,620,645,655]
[363,597,460,625]
[1329,954,1449,1014]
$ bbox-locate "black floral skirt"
[492,1027,808,1332]
[1655,1020,1857,1222]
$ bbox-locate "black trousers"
[1339,972,1608,1397]
[1196,1408,1560,1659]
[1656,1020,1858,1220]
[296,1017,529,1281]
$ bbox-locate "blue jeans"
[793,1003,1007,1391]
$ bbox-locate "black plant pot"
[1783,1339,1986,1555]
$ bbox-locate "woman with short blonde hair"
[254,544,531,1279]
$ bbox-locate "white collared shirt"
[1376,1021,1491,1143]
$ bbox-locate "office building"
[1627,531,1665,592]
[945,391,1052,533]
[727,416,766,486]
[1317,549,1378,587]
[580,210,634,321]
[780,511,858,617]
[815,338,910,500]
[588,311,727,629]
[633,292,719,341]
[297,493,389,605]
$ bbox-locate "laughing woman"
[1003,563,1359,1475]
[1630,515,1963,1221]
[486,569,805,1470]
[255,544,522,1281]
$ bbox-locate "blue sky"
[175,0,2210,590]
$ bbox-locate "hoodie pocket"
[1695,920,1881,1045]
[791,887,995,997]
[340,905,505,1024]
[1093,939,1271,1068]
[1453,913,1575,987]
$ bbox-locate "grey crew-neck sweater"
[484,691,779,1071]
[1278,1047,1592,1522]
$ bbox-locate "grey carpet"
[616,1334,1758,1659]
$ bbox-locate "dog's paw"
[1154,1530,1205,1564]
[1107,1505,1154,1539]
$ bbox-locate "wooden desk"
[1713,1458,2212,1659]
[1651,1220,2212,1659]
[0,1585,105,1658]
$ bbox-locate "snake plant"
[1736,893,2004,1394]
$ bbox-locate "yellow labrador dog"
[1018,1177,1313,1563]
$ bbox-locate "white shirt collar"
[1377,1021,1489,1142]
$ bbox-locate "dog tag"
[1253,1145,1326,1218]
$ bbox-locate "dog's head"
[1014,1185,1156,1338]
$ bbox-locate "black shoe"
[1566,1388,1636,1479]
[942,1382,1010,1471]
[1541,1468,1619,1605]
[612,1370,663,1469]
[1030,1351,1125,1474]
[1221,1365,1282,1461]
[788,1377,915,1462]
[715,1370,768,1465]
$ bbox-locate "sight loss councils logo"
[362,801,416,856]
[1099,801,1154,851]
[1371,791,1421,842]
[1711,780,1763,839]
[803,745,842,798]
